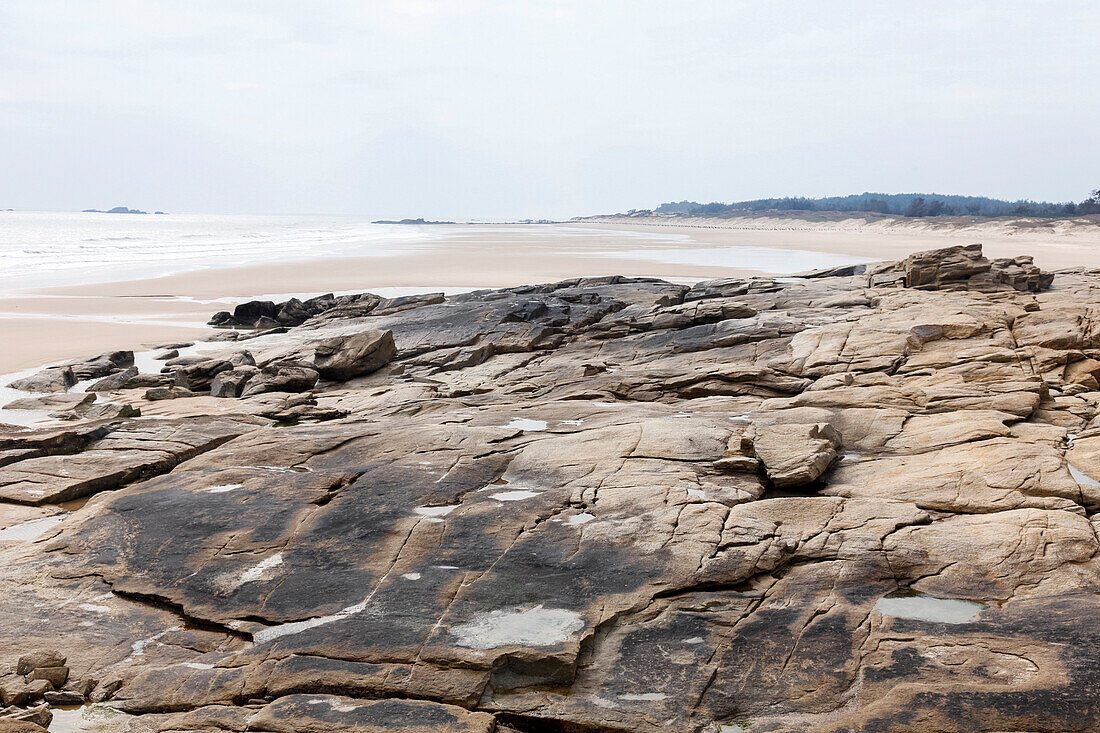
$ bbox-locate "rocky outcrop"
[209,293,383,329]
[753,422,841,487]
[5,244,1098,733]
[313,330,396,380]
[867,243,1056,293]
[240,361,319,397]
[88,366,138,392]
[6,367,75,393]
[65,351,134,380]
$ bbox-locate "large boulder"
[313,330,397,381]
[65,351,134,380]
[240,361,319,397]
[144,386,196,401]
[902,243,990,287]
[87,365,138,392]
[209,367,259,398]
[3,393,95,413]
[865,244,1053,293]
[171,360,233,391]
[991,255,1056,292]
[753,422,842,487]
[7,367,76,393]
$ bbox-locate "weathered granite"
[3,245,1100,731]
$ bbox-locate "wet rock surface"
[3,245,1100,731]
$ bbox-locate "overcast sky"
[1,1,1097,218]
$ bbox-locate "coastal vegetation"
[652,189,1100,218]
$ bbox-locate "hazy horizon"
[3,1,1097,219]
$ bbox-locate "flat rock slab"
[5,249,1100,732]
[248,695,495,733]
[0,417,260,504]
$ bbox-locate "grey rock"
[87,365,138,392]
[313,330,396,381]
[240,361,319,397]
[15,652,64,676]
[7,367,76,394]
[209,367,258,398]
[144,386,196,401]
[3,393,95,413]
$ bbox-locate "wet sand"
[3,219,1098,375]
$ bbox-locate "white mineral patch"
[204,483,243,493]
[78,603,110,613]
[307,698,359,713]
[253,599,369,645]
[401,572,421,580]
[415,504,459,517]
[874,594,983,624]
[729,414,752,423]
[619,692,667,701]
[560,419,584,426]
[683,636,705,644]
[687,488,706,498]
[1069,464,1100,487]
[506,417,548,431]
[566,513,595,525]
[451,605,585,649]
[225,553,283,592]
[0,515,64,542]
[490,490,541,501]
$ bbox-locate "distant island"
[618,189,1100,219]
[371,217,455,225]
[82,206,166,214]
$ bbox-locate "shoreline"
[3,219,1099,375]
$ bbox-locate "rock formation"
[2,244,1100,731]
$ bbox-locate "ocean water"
[0,211,877,295]
[0,210,442,293]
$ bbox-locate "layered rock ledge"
[2,244,1100,731]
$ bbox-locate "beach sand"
[2,218,1098,374]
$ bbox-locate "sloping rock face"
[5,245,1100,731]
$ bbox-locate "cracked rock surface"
[2,244,1100,731]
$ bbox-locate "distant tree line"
[653,190,1100,218]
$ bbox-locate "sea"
[0,210,873,294]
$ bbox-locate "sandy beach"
[3,217,1099,374]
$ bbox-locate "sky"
[1,1,1097,219]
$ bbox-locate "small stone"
[0,702,51,729]
[20,680,51,700]
[28,667,67,688]
[144,386,196,401]
[43,689,84,705]
[15,653,64,677]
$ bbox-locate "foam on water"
[0,211,445,292]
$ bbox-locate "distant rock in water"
[81,206,151,214]
[371,217,456,224]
